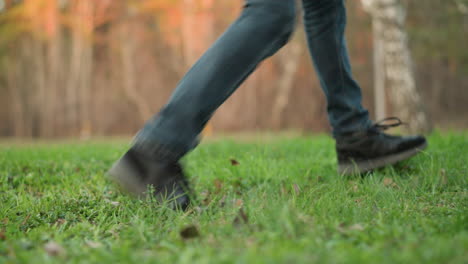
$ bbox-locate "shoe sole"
[108,156,191,210]
[107,157,147,197]
[338,142,428,175]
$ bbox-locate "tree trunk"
[42,0,60,138]
[67,22,82,136]
[271,41,302,129]
[77,0,94,139]
[372,18,386,121]
[119,20,152,123]
[362,0,431,133]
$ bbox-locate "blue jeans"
[133,0,372,160]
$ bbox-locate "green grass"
[0,132,467,263]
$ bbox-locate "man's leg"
[302,0,426,174]
[302,0,371,137]
[109,0,296,209]
[134,0,296,159]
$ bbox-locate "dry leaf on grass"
[293,184,301,195]
[21,214,31,226]
[383,178,398,188]
[349,181,359,192]
[0,228,6,241]
[218,195,227,207]
[337,223,365,233]
[55,218,66,226]
[230,159,240,166]
[349,223,365,231]
[86,241,102,249]
[180,225,200,240]
[280,183,287,196]
[214,179,223,192]
[440,168,447,185]
[104,199,120,206]
[234,199,244,207]
[383,177,393,186]
[200,190,212,205]
[44,241,65,256]
[233,208,249,228]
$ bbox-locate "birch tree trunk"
[372,18,386,121]
[271,41,302,129]
[119,15,152,123]
[67,20,83,135]
[77,0,94,139]
[42,0,60,138]
[362,0,431,133]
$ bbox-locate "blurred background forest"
[0,0,467,139]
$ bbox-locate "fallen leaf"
[280,183,287,196]
[193,206,203,214]
[337,223,365,234]
[180,225,200,240]
[213,179,223,192]
[108,228,120,239]
[350,181,359,192]
[293,184,301,195]
[230,159,240,166]
[55,218,66,226]
[21,214,31,226]
[383,177,393,186]
[44,241,64,256]
[246,237,255,247]
[0,228,6,240]
[86,241,102,249]
[2,219,9,238]
[234,199,244,207]
[383,178,398,188]
[200,190,212,205]
[337,222,347,233]
[233,208,249,227]
[200,190,210,199]
[349,223,365,231]
[218,195,227,207]
[440,169,447,185]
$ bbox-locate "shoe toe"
[109,149,192,211]
[174,194,190,211]
[398,135,427,151]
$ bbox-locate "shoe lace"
[371,117,406,132]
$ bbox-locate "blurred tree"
[0,0,465,138]
[362,0,432,133]
[271,39,303,129]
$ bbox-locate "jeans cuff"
[131,138,185,162]
[131,131,200,161]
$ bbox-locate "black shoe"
[107,148,191,210]
[336,117,427,175]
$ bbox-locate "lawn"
[0,132,467,263]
